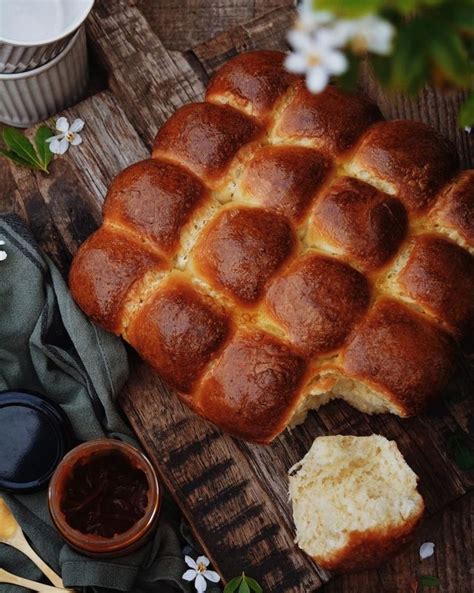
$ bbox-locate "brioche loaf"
[289,435,424,572]
[69,50,474,444]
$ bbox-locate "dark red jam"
[60,450,149,538]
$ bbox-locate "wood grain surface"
[1,2,473,592]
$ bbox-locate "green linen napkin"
[0,213,193,593]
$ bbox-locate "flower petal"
[325,49,347,74]
[419,542,435,560]
[306,66,329,93]
[195,574,207,593]
[0,250,7,261]
[56,138,70,155]
[55,117,69,133]
[46,133,65,143]
[70,118,85,133]
[70,134,83,146]
[284,52,308,74]
[196,556,210,567]
[0,240,4,245]
[287,29,313,53]
[182,569,197,581]
[204,570,220,583]
[185,555,198,569]
[48,137,68,155]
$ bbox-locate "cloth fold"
[0,213,192,593]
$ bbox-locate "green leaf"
[447,431,474,470]
[428,25,471,87]
[390,18,430,94]
[35,125,54,170]
[459,92,474,127]
[245,576,263,593]
[419,575,440,587]
[224,577,243,593]
[0,148,41,171]
[239,579,250,593]
[370,54,392,87]
[437,3,474,33]
[335,52,360,92]
[312,0,382,17]
[3,127,40,167]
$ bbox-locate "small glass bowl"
[48,439,160,558]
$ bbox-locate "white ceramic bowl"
[0,0,94,74]
[0,27,88,127]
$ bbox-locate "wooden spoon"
[0,498,64,588]
[0,569,71,593]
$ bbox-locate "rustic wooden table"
[0,2,473,592]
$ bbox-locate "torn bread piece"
[289,435,424,572]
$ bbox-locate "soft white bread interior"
[289,435,424,572]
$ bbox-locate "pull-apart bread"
[289,435,424,572]
[69,50,474,444]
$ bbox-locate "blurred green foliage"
[315,0,474,125]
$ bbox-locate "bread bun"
[69,50,473,443]
[289,435,424,572]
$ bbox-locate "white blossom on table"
[419,542,435,560]
[46,117,85,155]
[182,555,220,592]
[0,240,7,262]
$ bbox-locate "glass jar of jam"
[48,439,160,557]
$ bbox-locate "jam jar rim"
[48,438,160,553]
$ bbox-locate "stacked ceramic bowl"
[0,0,94,127]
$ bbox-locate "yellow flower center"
[196,562,207,574]
[65,131,75,142]
[308,53,321,67]
[351,34,368,54]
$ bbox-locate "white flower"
[465,126,472,134]
[286,28,347,93]
[0,240,6,262]
[420,542,435,560]
[295,0,333,32]
[46,117,85,155]
[345,15,395,55]
[182,555,220,592]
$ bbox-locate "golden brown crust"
[191,205,295,304]
[315,505,424,573]
[152,102,263,184]
[103,159,209,258]
[126,276,230,393]
[310,176,408,271]
[397,235,474,340]
[430,169,474,245]
[69,226,165,334]
[68,50,464,445]
[342,299,456,416]
[353,120,459,213]
[265,253,370,356]
[275,82,382,156]
[193,330,307,443]
[240,145,332,223]
[205,50,297,121]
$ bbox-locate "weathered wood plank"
[192,6,295,74]
[324,490,474,593]
[86,0,207,147]
[120,358,327,592]
[3,91,147,272]
[136,0,294,52]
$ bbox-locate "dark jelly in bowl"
[0,390,74,493]
[48,439,160,557]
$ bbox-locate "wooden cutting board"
[2,2,473,591]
